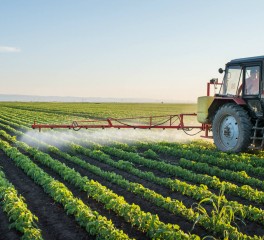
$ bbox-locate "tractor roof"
[229,55,264,64]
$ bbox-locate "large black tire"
[212,103,252,152]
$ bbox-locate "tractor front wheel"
[212,103,252,152]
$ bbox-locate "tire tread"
[212,103,252,152]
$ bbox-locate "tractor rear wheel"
[212,103,252,152]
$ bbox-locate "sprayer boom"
[32,113,208,135]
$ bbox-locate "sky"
[1,0,264,102]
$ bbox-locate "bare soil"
[0,149,93,240]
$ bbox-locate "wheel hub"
[220,115,239,148]
[223,126,230,137]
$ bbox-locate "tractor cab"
[217,56,264,118]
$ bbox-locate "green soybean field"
[0,102,263,240]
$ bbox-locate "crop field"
[0,102,264,240]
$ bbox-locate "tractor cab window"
[244,66,260,95]
[220,66,243,96]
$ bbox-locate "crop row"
[14,116,264,229]
[1,109,264,238]
[177,158,264,191]
[112,142,264,192]
[1,120,264,227]
[1,102,196,121]
[0,129,197,239]
[0,139,130,239]
[0,169,43,239]
[48,144,225,237]
[1,106,77,124]
[138,142,264,178]
[0,118,256,239]
[0,115,263,208]
[158,141,264,167]
[99,145,264,205]
[2,110,263,193]
[0,112,262,200]
[69,143,264,226]
[56,143,249,238]
[0,112,112,145]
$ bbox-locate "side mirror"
[218,68,224,74]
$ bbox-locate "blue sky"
[1,0,264,102]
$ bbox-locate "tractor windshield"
[220,66,243,96]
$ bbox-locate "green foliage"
[0,170,43,239]
[0,138,130,239]
[142,149,160,160]
[192,188,246,238]
[0,102,264,239]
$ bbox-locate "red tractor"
[198,55,264,152]
[32,56,264,152]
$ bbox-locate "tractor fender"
[208,97,246,123]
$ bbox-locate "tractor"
[198,55,264,152]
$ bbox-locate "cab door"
[243,65,261,96]
[242,64,263,117]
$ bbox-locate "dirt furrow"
[16,147,148,240]
[0,149,93,240]
[0,205,20,240]
[44,150,208,237]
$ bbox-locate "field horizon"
[0,94,196,103]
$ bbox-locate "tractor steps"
[250,119,264,149]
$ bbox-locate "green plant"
[192,187,246,237]
[142,149,160,160]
